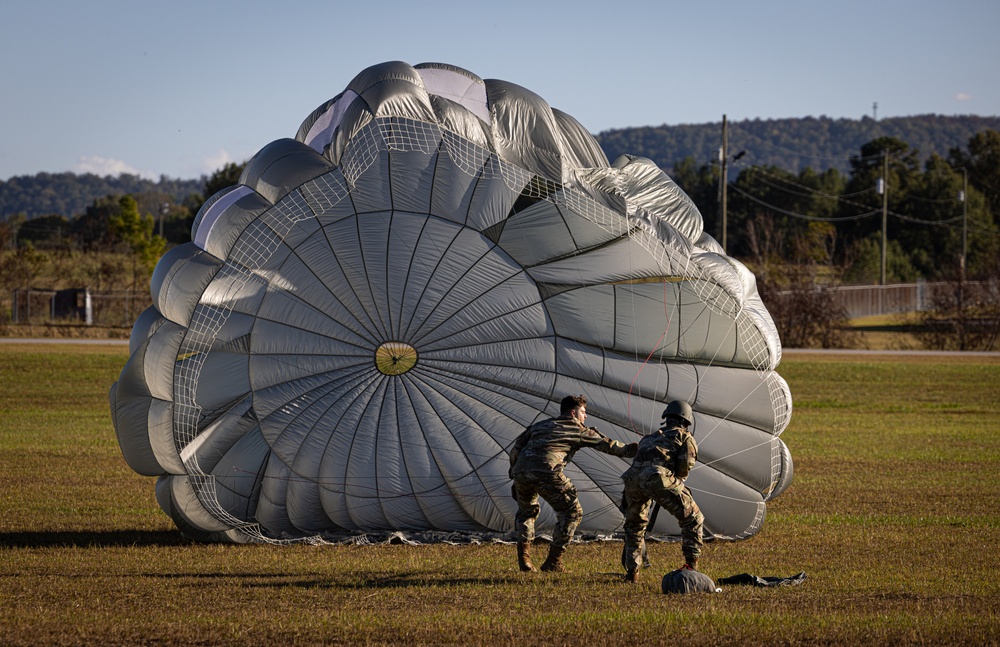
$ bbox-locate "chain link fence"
[10,288,152,328]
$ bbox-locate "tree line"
[664,129,1000,352]
[595,114,1000,175]
[0,164,243,252]
[2,124,998,287]
[666,130,999,285]
[3,114,996,222]
[2,122,999,349]
[0,173,202,221]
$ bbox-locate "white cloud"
[202,150,235,175]
[74,155,155,179]
[955,92,973,102]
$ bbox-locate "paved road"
[783,348,1000,357]
[1,338,129,345]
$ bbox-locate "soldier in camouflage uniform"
[619,400,704,583]
[509,394,637,573]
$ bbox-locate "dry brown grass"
[2,344,999,645]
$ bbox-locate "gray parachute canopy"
[109,61,793,544]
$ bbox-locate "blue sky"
[2,0,997,181]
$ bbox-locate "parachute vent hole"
[509,176,561,215]
[375,341,418,375]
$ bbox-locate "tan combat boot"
[625,570,639,584]
[540,545,567,572]
[517,541,537,572]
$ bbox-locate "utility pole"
[959,168,968,315]
[720,114,729,253]
[160,203,169,238]
[879,150,888,286]
[960,168,968,283]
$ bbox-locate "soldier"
[619,399,705,584]
[509,394,637,573]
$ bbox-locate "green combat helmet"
[662,400,694,426]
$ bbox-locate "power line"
[735,163,968,219]
[729,183,968,228]
[728,185,880,222]
[748,166,877,200]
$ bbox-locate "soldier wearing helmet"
[509,394,638,573]
[618,399,705,583]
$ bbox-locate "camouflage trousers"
[512,470,583,549]
[620,467,704,573]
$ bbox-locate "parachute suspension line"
[690,372,771,448]
[651,232,777,506]
[668,248,786,495]
[355,136,533,403]
[226,464,620,502]
[625,276,673,436]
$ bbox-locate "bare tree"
[748,214,860,348]
[916,258,1000,351]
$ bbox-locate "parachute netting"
[110,61,793,545]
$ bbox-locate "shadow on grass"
[0,530,189,548]
[238,572,532,590]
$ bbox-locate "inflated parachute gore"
[110,61,793,544]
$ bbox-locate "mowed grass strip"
[1,343,999,646]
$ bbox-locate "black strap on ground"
[717,572,807,587]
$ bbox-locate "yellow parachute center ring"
[375,341,418,376]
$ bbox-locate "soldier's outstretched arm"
[584,427,637,458]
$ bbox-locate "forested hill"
[595,114,1000,174]
[3,114,999,220]
[0,173,203,220]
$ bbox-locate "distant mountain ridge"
[0,173,203,220]
[595,114,1000,174]
[2,115,998,220]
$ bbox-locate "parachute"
[109,61,793,544]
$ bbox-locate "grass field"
[2,343,999,646]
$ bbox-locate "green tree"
[0,243,50,321]
[16,214,71,249]
[72,195,121,250]
[949,129,1000,223]
[843,235,918,285]
[726,165,846,260]
[670,156,719,235]
[108,195,166,290]
[834,137,929,279]
[1,213,27,249]
[204,162,246,198]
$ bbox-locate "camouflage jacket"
[509,415,637,476]
[624,424,698,479]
